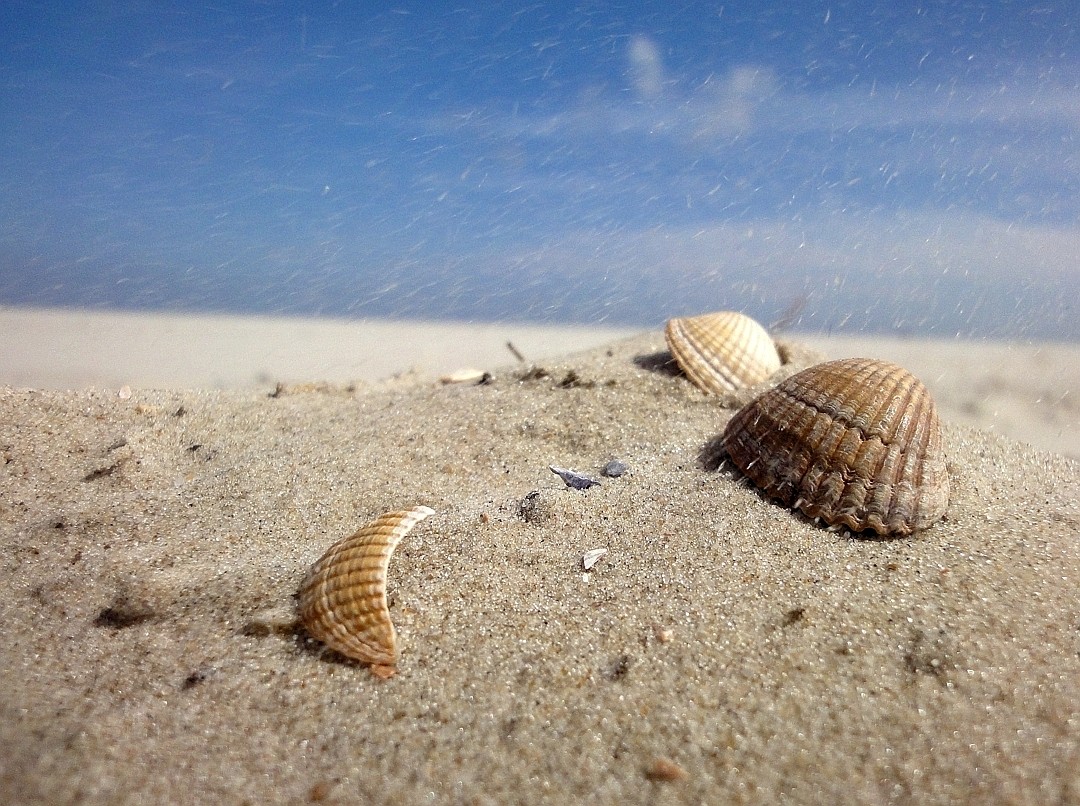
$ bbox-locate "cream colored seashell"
[721,358,948,536]
[298,506,434,668]
[665,311,781,394]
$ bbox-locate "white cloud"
[627,35,665,99]
[405,58,1079,336]
[688,66,779,139]
[467,65,1080,150]
[461,208,1078,335]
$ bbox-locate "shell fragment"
[550,465,601,490]
[582,548,608,570]
[298,506,434,668]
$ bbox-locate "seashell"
[298,506,434,668]
[665,311,781,394]
[721,358,948,536]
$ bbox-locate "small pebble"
[644,757,688,782]
[601,459,628,478]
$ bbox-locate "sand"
[2,305,1076,458]
[1,311,1079,804]
[0,306,639,390]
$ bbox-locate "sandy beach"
[1,307,1079,804]
[0,306,640,391]
[1,306,1077,457]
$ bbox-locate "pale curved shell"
[665,311,781,394]
[722,358,948,536]
[298,506,434,666]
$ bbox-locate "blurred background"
[1,1,1077,339]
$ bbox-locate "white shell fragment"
[582,548,608,570]
[440,368,489,384]
[297,506,434,669]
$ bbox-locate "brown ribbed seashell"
[665,311,781,393]
[298,506,434,668]
[722,358,948,536]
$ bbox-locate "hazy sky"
[1,2,1077,337]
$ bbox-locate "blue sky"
[1,1,1078,337]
